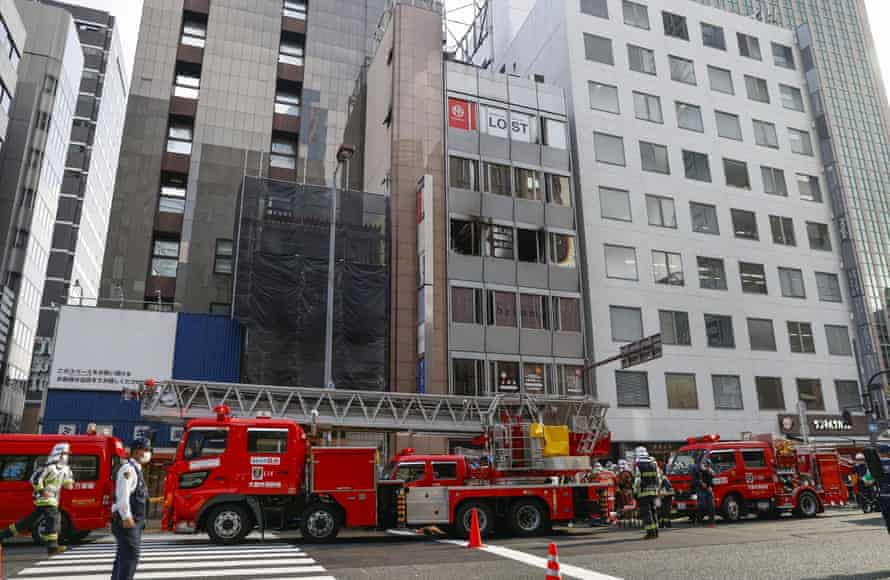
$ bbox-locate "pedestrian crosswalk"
[10,538,337,580]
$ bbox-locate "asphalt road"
[3,510,890,580]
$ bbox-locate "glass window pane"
[490,291,517,326]
[739,262,767,294]
[580,0,609,18]
[646,195,676,228]
[713,375,743,410]
[669,56,696,85]
[708,66,733,94]
[640,141,669,174]
[659,310,691,346]
[628,44,656,75]
[704,314,734,348]
[520,294,546,330]
[662,12,689,40]
[584,33,614,65]
[789,128,814,155]
[600,187,631,221]
[780,85,804,111]
[816,272,842,302]
[616,370,649,407]
[806,222,832,251]
[652,250,683,286]
[550,233,576,267]
[514,167,541,200]
[724,158,750,189]
[835,380,860,411]
[676,102,703,132]
[589,81,620,113]
[731,209,758,240]
[761,166,787,196]
[683,150,710,181]
[753,120,779,148]
[826,325,852,356]
[633,92,663,123]
[622,1,649,29]
[484,163,511,195]
[756,377,785,410]
[797,174,822,202]
[557,297,582,332]
[610,306,642,342]
[797,378,824,411]
[666,373,698,409]
[604,244,637,280]
[151,257,178,278]
[715,111,742,140]
[701,23,725,50]
[690,202,719,235]
[594,132,626,165]
[779,268,806,298]
[547,174,571,206]
[745,75,770,103]
[697,257,727,290]
[747,318,776,351]
[772,43,795,69]
[738,32,762,60]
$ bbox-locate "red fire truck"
[666,434,848,522]
[141,380,612,543]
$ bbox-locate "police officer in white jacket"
[111,438,151,580]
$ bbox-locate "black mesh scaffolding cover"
[235,177,389,390]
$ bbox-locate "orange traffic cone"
[467,508,483,548]
[545,542,562,580]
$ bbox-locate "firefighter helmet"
[48,442,71,465]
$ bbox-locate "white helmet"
[856,453,865,461]
[48,442,71,465]
[634,446,649,460]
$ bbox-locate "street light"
[322,144,356,390]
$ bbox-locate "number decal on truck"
[250,456,281,466]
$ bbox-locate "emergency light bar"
[687,434,721,444]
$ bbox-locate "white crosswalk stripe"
[10,539,337,580]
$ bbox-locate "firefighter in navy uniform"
[633,446,661,539]
[111,438,151,580]
[658,467,674,528]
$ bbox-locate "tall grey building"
[0,0,82,431]
[0,0,25,151]
[692,0,890,380]
[100,0,386,316]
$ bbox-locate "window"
[701,23,726,50]
[584,33,614,65]
[646,195,676,228]
[669,56,696,85]
[432,462,458,481]
[166,122,193,155]
[610,306,642,342]
[542,118,567,149]
[676,102,703,132]
[283,0,307,19]
[788,321,815,353]
[772,43,795,69]
[705,314,734,348]
[453,359,485,396]
[247,429,288,453]
[181,19,207,48]
[761,167,787,196]
[742,450,766,468]
[616,370,650,407]
[780,85,805,111]
[797,174,822,202]
[748,318,777,351]
[159,175,187,215]
[690,202,719,235]
[550,233,576,267]
[491,360,520,392]
[622,1,649,29]
[0,456,30,481]
[452,287,483,324]
[779,267,806,298]
[214,239,233,274]
[683,150,710,182]
[640,141,670,174]
[666,373,698,409]
[737,32,761,60]
[270,136,296,168]
[151,240,179,278]
[797,378,824,411]
[589,81,620,114]
[731,209,758,240]
[715,111,742,141]
[483,162,511,196]
[826,325,852,356]
[553,296,582,332]
[753,120,779,149]
[740,262,767,294]
[594,132,626,166]
[390,463,426,483]
[174,73,200,100]
[581,0,608,18]
[835,380,861,411]
[816,272,842,302]
[450,156,478,190]
[724,158,750,189]
[698,257,727,290]
[757,377,785,410]
[605,244,638,280]
[183,429,229,460]
[517,229,545,263]
[708,66,734,94]
[710,451,737,473]
[789,128,814,156]
[514,167,542,200]
[652,250,683,286]
[770,215,796,246]
[547,174,571,207]
[745,75,770,103]
[274,91,300,117]
[520,294,549,330]
[806,222,831,251]
[628,44,656,75]
[279,41,305,66]
[713,375,743,410]
[451,219,481,256]
[557,364,585,395]
[487,291,517,327]
[484,224,514,259]
[633,92,663,123]
[600,187,631,221]
[662,12,688,40]
[660,310,691,346]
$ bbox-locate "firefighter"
[111,438,151,580]
[692,457,717,527]
[633,446,660,539]
[0,442,74,554]
[659,467,674,528]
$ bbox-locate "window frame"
[676,101,704,132]
[715,110,742,141]
[651,249,684,286]
[708,65,734,94]
[645,194,676,229]
[731,209,759,241]
[737,32,762,60]
[584,33,614,65]
[594,131,626,166]
[640,141,670,174]
[769,215,796,246]
[665,372,699,410]
[745,75,770,103]
[589,81,620,114]
[690,202,719,235]
[683,149,711,182]
[600,186,631,222]
[778,267,806,299]
[604,244,638,280]
[697,256,727,290]
[213,239,234,275]
[669,55,696,85]
[627,44,657,75]
[713,375,743,410]
[632,91,663,124]
[739,261,767,295]
[704,313,735,348]
[747,317,777,351]
[756,376,785,410]
[796,378,825,411]
[787,321,816,354]
[701,22,726,50]
[723,158,751,189]
[451,286,484,325]
[659,309,691,346]
[662,11,689,41]
[610,305,643,343]
[622,0,649,30]
[761,166,788,196]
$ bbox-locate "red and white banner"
[448,97,476,130]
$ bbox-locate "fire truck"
[666,434,849,522]
[140,380,612,544]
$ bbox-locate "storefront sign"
[778,413,870,437]
[448,98,476,130]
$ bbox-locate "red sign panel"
[448,98,476,130]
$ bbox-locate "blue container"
[173,313,242,382]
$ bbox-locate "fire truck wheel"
[300,503,341,543]
[508,499,548,537]
[206,504,253,544]
[796,491,819,518]
[454,502,494,539]
[720,494,743,523]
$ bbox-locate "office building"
[496,0,860,448]
[0,0,24,151]
[0,0,82,431]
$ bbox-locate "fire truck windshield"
[182,429,228,460]
[379,461,425,483]
[666,450,704,475]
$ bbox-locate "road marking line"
[38,551,308,564]
[47,548,302,559]
[65,544,298,552]
[15,565,329,580]
[21,558,317,575]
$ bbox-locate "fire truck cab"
[667,434,847,522]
